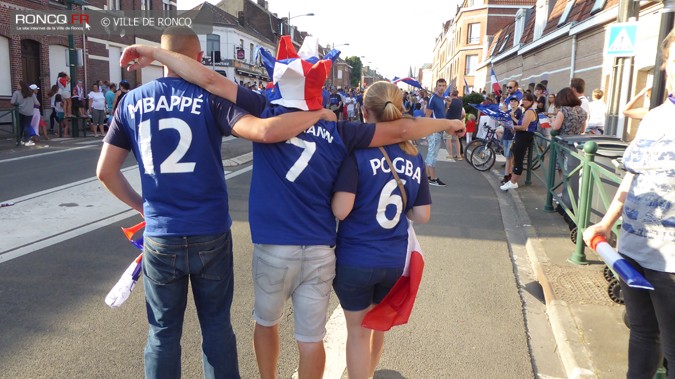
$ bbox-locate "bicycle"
[468,123,505,171]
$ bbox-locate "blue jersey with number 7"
[236,88,376,245]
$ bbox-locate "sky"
[177,0,456,80]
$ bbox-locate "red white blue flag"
[491,67,501,95]
[259,36,340,111]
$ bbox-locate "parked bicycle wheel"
[470,144,496,171]
[465,139,485,165]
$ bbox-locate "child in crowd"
[465,113,476,143]
[54,94,69,137]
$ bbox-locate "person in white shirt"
[586,88,608,135]
[88,83,107,137]
[345,92,356,120]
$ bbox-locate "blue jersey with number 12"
[106,77,247,237]
[236,88,376,245]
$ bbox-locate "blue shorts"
[333,265,403,311]
[502,139,514,158]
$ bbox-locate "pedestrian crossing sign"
[605,23,638,57]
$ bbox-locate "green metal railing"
[525,131,624,264]
[0,107,20,145]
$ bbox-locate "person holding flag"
[331,81,431,379]
[120,36,465,379]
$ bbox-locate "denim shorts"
[252,244,336,342]
[425,132,443,167]
[502,139,514,158]
[333,265,404,311]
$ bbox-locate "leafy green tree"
[345,56,363,88]
[462,92,485,120]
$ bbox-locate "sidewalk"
[491,162,628,378]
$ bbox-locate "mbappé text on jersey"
[127,95,204,119]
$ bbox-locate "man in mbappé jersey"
[97,27,336,379]
[119,38,465,379]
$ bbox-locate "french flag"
[392,77,424,90]
[590,236,654,290]
[491,67,501,95]
[259,36,339,111]
[362,221,424,331]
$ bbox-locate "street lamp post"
[282,12,314,40]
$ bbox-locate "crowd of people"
[11,74,133,145]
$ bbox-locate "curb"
[485,170,597,379]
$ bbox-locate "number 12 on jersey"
[138,118,197,175]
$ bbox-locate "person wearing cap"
[11,81,40,146]
[98,27,337,379]
[121,36,465,379]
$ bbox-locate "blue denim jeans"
[425,132,443,167]
[142,230,239,379]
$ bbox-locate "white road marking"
[0,158,253,264]
[323,306,348,379]
[291,306,347,379]
[0,136,239,164]
[0,145,94,164]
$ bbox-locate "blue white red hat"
[259,35,340,111]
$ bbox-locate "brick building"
[481,0,666,140]
[432,0,536,94]
[1,0,174,113]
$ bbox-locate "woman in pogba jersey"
[331,81,431,379]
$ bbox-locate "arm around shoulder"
[231,109,336,143]
[369,118,464,147]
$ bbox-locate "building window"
[206,34,220,61]
[250,43,254,63]
[514,9,526,46]
[0,36,11,96]
[467,23,480,44]
[498,34,510,53]
[590,0,606,14]
[107,0,120,10]
[162,0,171,11]
[465,55,478,75]
[534,2,546,39]
[141,0,151,10]
[558,0,575,26]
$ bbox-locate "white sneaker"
[24,140,35,146]
[500,181,518,191]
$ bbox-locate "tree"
[462,92,485,120]
[345,56,363,88]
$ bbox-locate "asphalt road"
[0,136,562,378]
